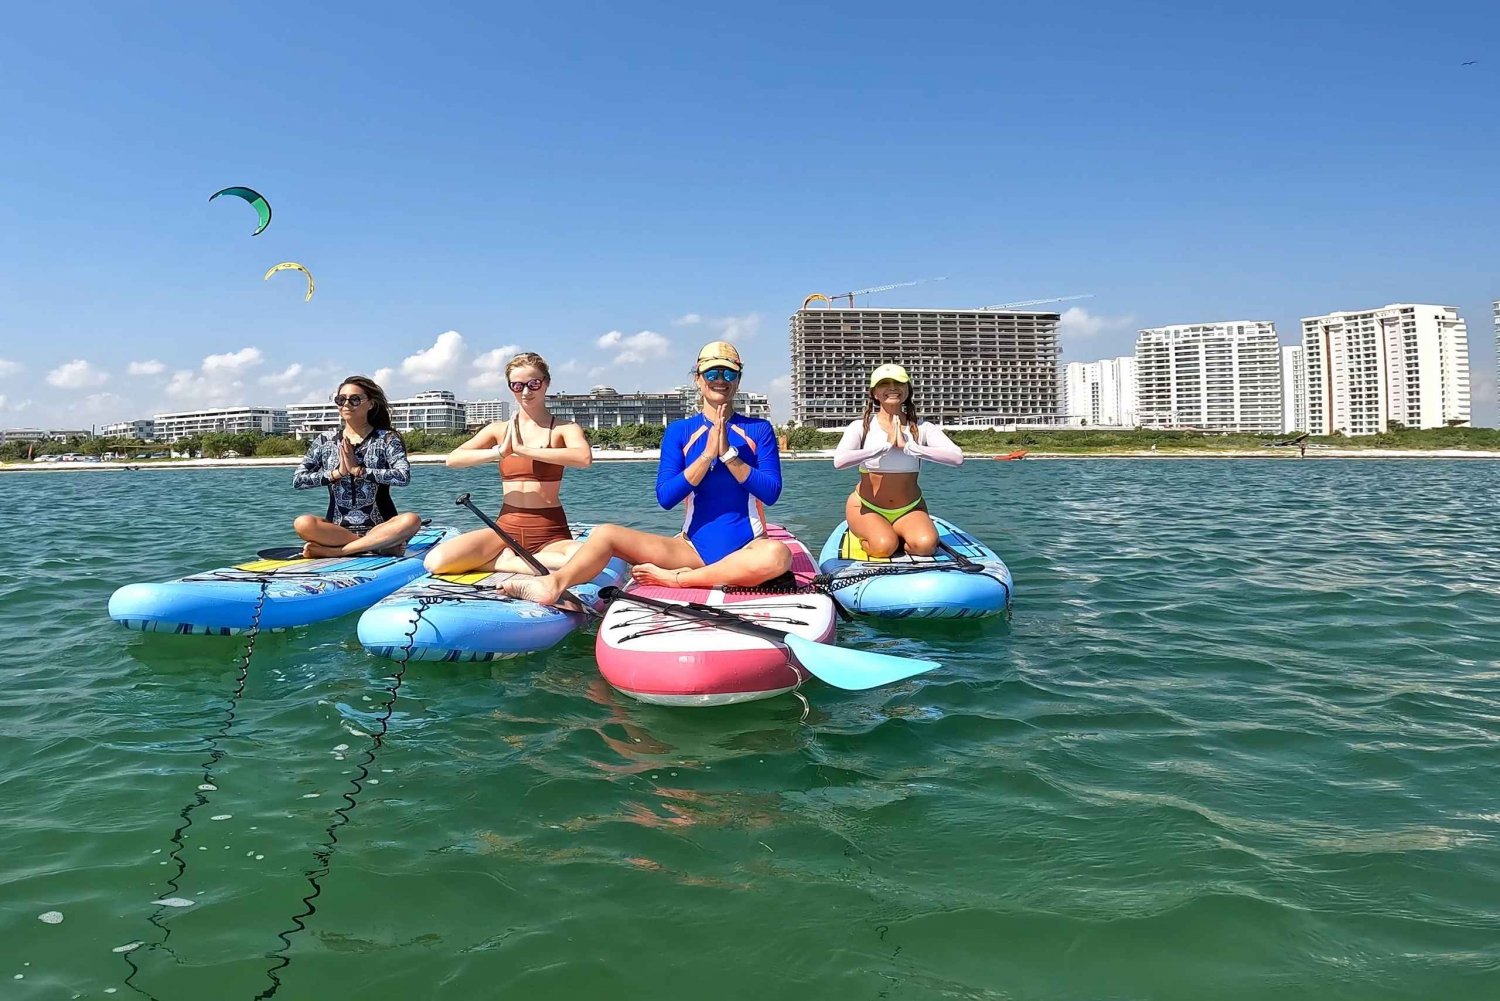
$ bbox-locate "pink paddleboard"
[595,525,837,706]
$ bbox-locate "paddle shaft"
[599,586,793,644]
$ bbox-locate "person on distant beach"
[423,352,592,574]
[292,376,422,558]
[832,364,963,558]
[501,340,790,606]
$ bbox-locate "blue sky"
[1,0,1496,427]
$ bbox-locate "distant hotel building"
[790,307,1062,428]
[1280,346,1306,433]
[153,406,289,442]
[1135,322,1282,433]
[99,419,157,440]
[1301,304,1469,435]
[463,399,511,429]
[1,427,92,443]
[288,389,466,439]
[1064,356,1136,426]
[543,386,769,430]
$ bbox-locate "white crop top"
[832,418,964,473]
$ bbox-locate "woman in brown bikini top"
[423,352,592,575]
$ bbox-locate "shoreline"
[7,447,1500,472]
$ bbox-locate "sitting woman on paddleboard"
[503,340,790,606]
[423,352,592,574]
[292,375,422,558]
[833,363,963,558]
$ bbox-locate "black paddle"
[453,493,599,618]
[598,585,940,691]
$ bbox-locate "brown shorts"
[498,504,572,552]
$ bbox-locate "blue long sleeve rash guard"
[655,413,782,564]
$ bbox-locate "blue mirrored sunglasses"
[701,366,741,383]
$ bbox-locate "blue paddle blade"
[783,632,940,690]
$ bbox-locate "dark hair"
[861,377,918,440]
[338,375,394,432]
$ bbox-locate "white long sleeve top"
[832,418,964,472]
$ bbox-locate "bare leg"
[635,537,790,588]
[295,514,359,558]
[494,543,574,575]
[844,492,901,559]
[424,527,507,574]
[330,512,423,557]
[891,507,939,556]
[501,525,700,606]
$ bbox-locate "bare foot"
[500,574,568,606]
[631,563,685,587]
[302,542,346,559]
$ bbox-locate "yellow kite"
[263,262,315,302]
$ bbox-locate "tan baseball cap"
[869,363,911,388]
[696,340,743,373]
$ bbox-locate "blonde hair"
[505,352,551,382]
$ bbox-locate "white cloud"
[202,347,263,373]
[399,330,466,383]
[555,358,581,374]
[672,312,760,341]
[766,374,794,424]
[81,392,125,415]
[597,329,670,365]
[373,367,395,387]
[127,360,166,376]
[468,344,523,390]
[164,346,265,406]
[259,363,305,390]
[0,358,21,377]
[46,359,109,389]
[0,395,6,409]
[1057,307,1134,346]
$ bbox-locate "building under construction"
[789,307,1063,428]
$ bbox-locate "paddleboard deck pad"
[108,526,455,634]
[816,517,1013,619]
[596,525,837,706]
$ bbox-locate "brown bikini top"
[500,417,565,482]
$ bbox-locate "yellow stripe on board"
[233,559,303,572]
[436,572,495,585]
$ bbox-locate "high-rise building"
[153,407,289,441]
[462,399,511,429]
[789,307,1062,428]
[1064,356,1136,427]
[1301,304,1469,435]
[1280,345,1306,433]
[1135,322,1282,433]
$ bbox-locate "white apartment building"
[285,401,340,440]
[790,307,1062,428]
[1280,346,1306,433]
[100,419,156,440]
[1301,304,1469,435]
[1064,356,1136,426]
[391,390,465,433]
[153,407,289,442]
[1135,322,1282,433]
[463,399,511,429]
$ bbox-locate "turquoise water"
[3,459,1499,1000]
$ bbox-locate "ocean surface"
[2,459,1498,1000]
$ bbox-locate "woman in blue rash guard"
[501,341,790,607]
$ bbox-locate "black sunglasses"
[333,393,367,407]
[509,378,545,392]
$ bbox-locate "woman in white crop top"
[832,363,963,557]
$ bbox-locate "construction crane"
[979,293,1094,311]
[819,276,947,308]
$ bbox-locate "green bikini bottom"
[858,494,925,524]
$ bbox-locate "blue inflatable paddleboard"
[816,517,1013,619]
